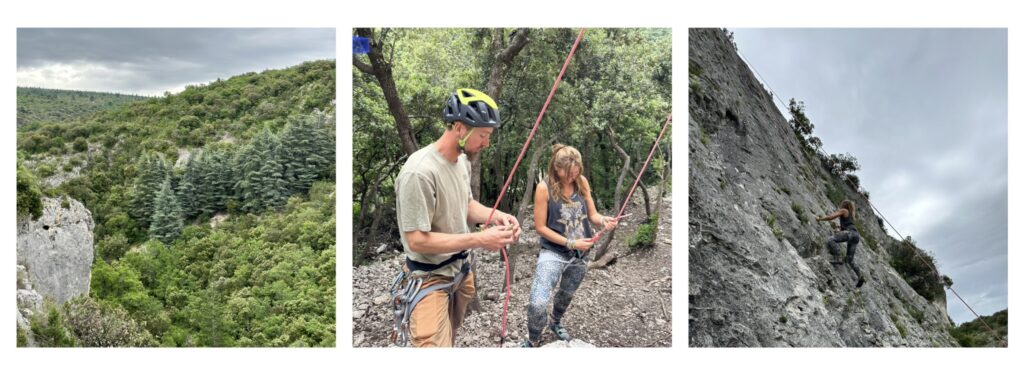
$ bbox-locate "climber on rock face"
[816,199,866,288]
[522,144,620,347]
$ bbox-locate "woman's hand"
[574,238,595,251]
[601,215,620,231]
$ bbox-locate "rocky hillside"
[688,28,956,347]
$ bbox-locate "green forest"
[949,309,1008,347]
[17,60,336,347]
[17,87,149,129]
[353,28,672,263]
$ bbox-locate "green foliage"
[130,152,169,228]
[149,179,184,244]
[949,309,1007,347]
[18,61,336,347]
[825,153,861,177]
[62,297,157,347]
[766,212,782,239]
[825,184,845,206]
[906,304,925,324]
[628,214,659,249]
[89,183,335,346]
[888,238,945,302]
[788,98,815,137]
[17,160,44,219]
[16,87,147,130]
[891,313,908,338]
[353,28,671,255]
[17,327,28,347]
[36,162,56,178]
[26,297,155,347]
[778,315,788,324]
[791,203,808,224]
[279,112,335,194]
[30,303,76,347]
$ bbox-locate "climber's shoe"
[550,323,572,342]
[520,339,535,348]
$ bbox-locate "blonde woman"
[817,199,865,288]
[523,144,619,347]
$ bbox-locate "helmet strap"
[458,127,474,150]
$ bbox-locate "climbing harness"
[390,252,473,346]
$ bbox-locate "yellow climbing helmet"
[443,88,501,128]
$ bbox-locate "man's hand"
[495,212,521,243]
[477,225,515,252]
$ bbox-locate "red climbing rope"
[482,28,586,344]
[591,113,673,242]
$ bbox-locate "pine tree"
[212,149,236,212]
[260,136,289,210]
[178,153,199,219]
[280,111,335,195]
[235,139,263,213]
[130,153,169,228]
[149,178,183,244]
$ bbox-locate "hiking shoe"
[520,339,536,348]
[550,323,572,342]
[856,276,866,288]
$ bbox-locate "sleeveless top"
[839,211,856,231]
[539,182,593,255]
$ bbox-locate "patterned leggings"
[527,249,588,344]
[827,229,863,280]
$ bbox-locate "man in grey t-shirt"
[395,88,521,347]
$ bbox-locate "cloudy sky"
[18,28,335,96]
[730,29,1007,324]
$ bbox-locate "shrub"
[30,303,76,347]
[72,137,89,152]
[791,203,808,224]
[766,212,782,239]
[888,238,944,302]
[628,214,658,249]
[788,99,815,137]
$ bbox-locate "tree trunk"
[650,151,670,243]
[516,134,557,223]
[629,167,651,219]
[354,28,418,156]
[471,28,530,202]
[591,124,630,265]
[467,28,530,318]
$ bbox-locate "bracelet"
[566,238,574,250]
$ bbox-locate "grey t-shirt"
[395,143,473,277]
